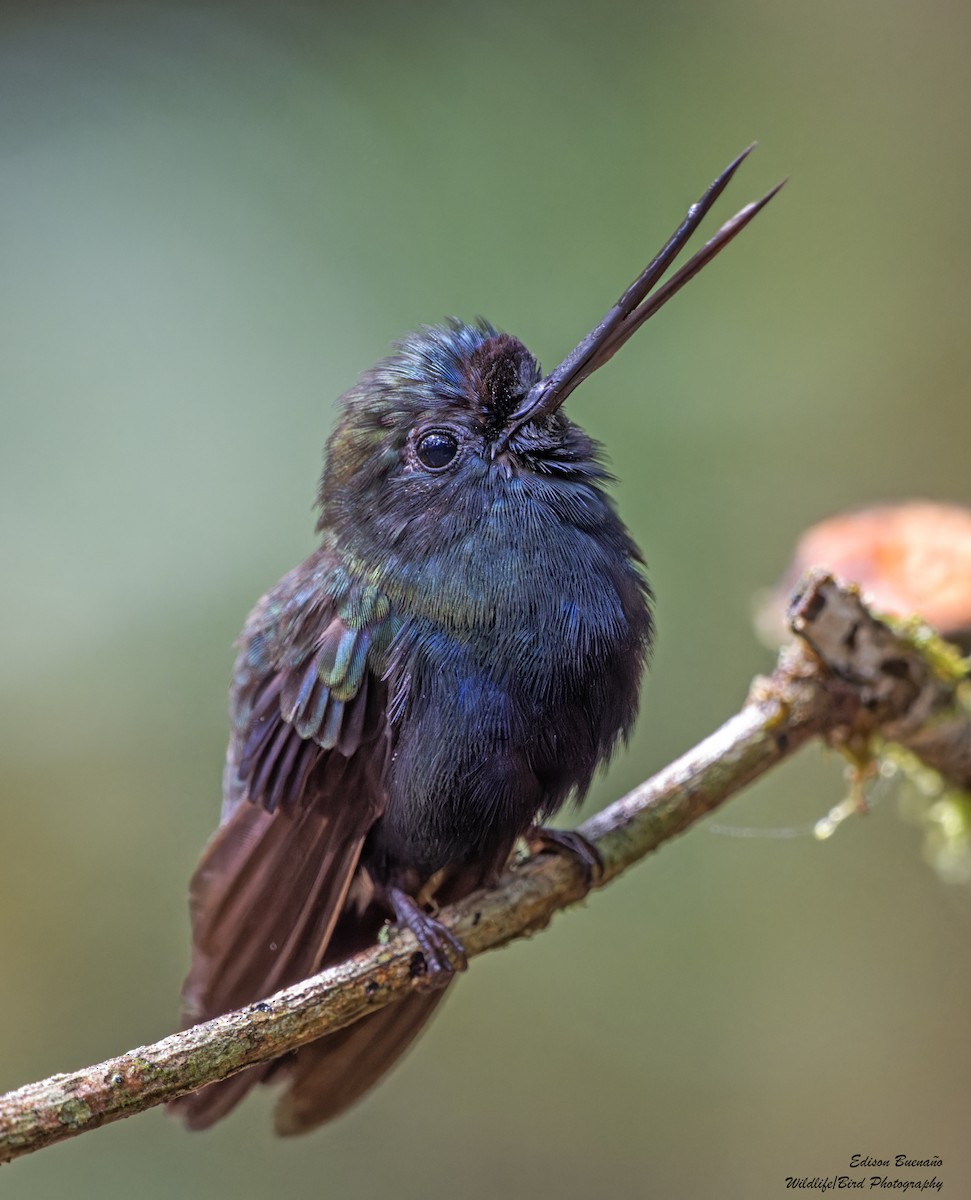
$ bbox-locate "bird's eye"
[415,429,459,470]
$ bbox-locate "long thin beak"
[501,146,785,441]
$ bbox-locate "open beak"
[500,145,785,443]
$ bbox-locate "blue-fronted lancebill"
[172,148,783,1134]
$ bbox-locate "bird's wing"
[275,991,449,1135]
[172,551,394,1129]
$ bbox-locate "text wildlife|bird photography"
[172,147,784,1133]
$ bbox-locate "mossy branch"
[1,571,968,1165]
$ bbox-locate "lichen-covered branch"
[1,572,967,1165]
[789,569,971,790]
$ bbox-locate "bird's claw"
[525,825,604,887]
[388,886,468,988]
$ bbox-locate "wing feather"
[171,550,393,1129]
[274,991,450,1135]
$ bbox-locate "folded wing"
[171,552,393,1129]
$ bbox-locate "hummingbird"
[173,147,782,1133]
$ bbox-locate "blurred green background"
[2,2,969,1197]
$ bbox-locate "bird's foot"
[388,886,468,988]
[525,825,604,888]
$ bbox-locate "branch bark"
[1,572,968,1165]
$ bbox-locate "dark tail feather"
[274,989,449,1135]
[168,794,373,1130]
[178,1062,270,1131]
